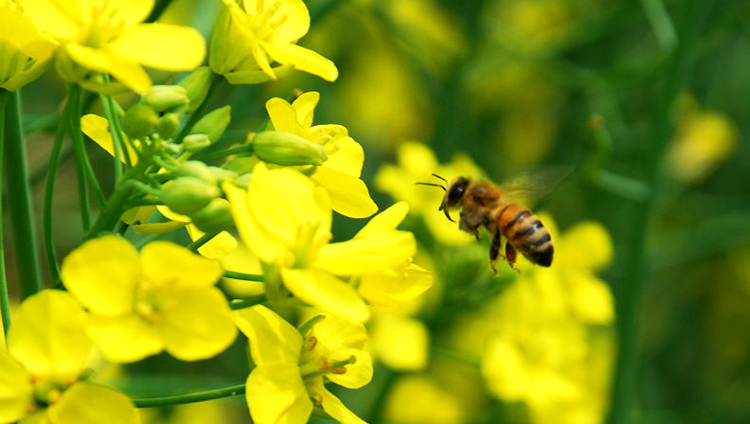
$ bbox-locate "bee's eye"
[448,183,465,203]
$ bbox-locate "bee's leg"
[489,229,502,275]
[505,242,520,274]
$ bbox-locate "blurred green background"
[14,0,750,423]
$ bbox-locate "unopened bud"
[192,106,231,143]
[179,67,212,112]
[253,131,328,166]
[161,177,221,215]
[142,85,189,113]
[179,161,215,182]
[190,198,233,233]
[123,104,158,139]
[156,113,180,139]
[183,134,212,152]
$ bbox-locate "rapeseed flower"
[19,0,205,94]
[263,92,378,218]
[225,163,421,322]
[376,141,483,245]
[210,0,337,84]
[0,1,56,90]
[60,236,237,363]
[0,290,139,424]
[234,305,370,424]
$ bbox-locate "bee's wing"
[500,165,574,204]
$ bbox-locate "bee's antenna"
[416,182,446,192]
[431,173,448,183]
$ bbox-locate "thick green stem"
[606,1,705,423]
[4,90,42,298]
[131,383,246,408]
[223,270,264,282]
[0,90,11,336]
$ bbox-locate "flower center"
[251,0,288,41]
[79,2,127,48]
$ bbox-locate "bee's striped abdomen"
[497,204,554,267]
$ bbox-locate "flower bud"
[192,106,231,143]
[161,177,221,215]
[189,198,233,233]
[179,66,212,112]
[179,161,216,182]
[123,104,159,139]
[142,85,189,113]
[156,113,180,139]
[183,134,212,152]
[253,131,328,166]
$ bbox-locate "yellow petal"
[481,337,529,400]
[315,384,367,424]
[7,290,92,380]
[18,0,81,40]
[0,350,33,423]
[266,97,306,136]
[157,288,237,361]
[109,23,206,71]
[186,226,238,260]
[566,272,615,325]
[316,232,415,276]
[260,40,338,81]
[61,236,139,316]
[47,382,139,424]
[358,264,433,312]
[312,167,377,218]
[224,182,286,264]
[258,0,310,43]
[370,314,429,371]
[308,314,372,389]
[80,114,138,164]
[323,135,364,178]
[281,268,370,323]
[130,221,187,234]
[559,221,613,271]
[87,314,162,363]
[291,91,319,129]
[245,365,312,424]
[105,0,153,27]
[64,44,152,94]
[233,305,302,365]
[140,241,222,288]
[0,5,57,61]
[355,202,408,238]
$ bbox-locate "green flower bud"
[142,85,189,113]
[253,131,328,166]
[156,113,180,139]
[192,106,231,143]
[183,134,212,152]
[123,104,159,139]
[179,161,215,182]
[190,198,233,233]
[179,66,212,112]
[161,177,221,215]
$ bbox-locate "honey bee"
[418,173,559,274]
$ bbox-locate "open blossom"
[60,236,237,363]
[0,1,56,90]
[264,92,378,218]
[234,305,371,424]
[210,0,338,84]
[225,163,423,322]
[18,0,205,93]
[0,290,139,424]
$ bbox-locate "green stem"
[4,90,43,298]
[68,84,91,231]
[85,175,148,240]
[131,383,246,408]
[0,90,11,336]
[198,144,253,163]
[223,270,264,282]
[172,74,224,146]
[100,92,127,178]
[228,294,268,310]
[607,2,705,423]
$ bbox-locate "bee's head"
[439,177,470,222]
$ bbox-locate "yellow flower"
[382,375,463,424]
[264,92,378,218]
[210,0,337,84]
[234,305,370,424]
[0,1,56,90]
[0,290,139,424]
[60,236,237,363]
[479,215,616,424]
[375,141,483,245]
[368,313,429,371]
[19,0,205,94]
[225,163,419,322]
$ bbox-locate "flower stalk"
[131,383,246,408]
